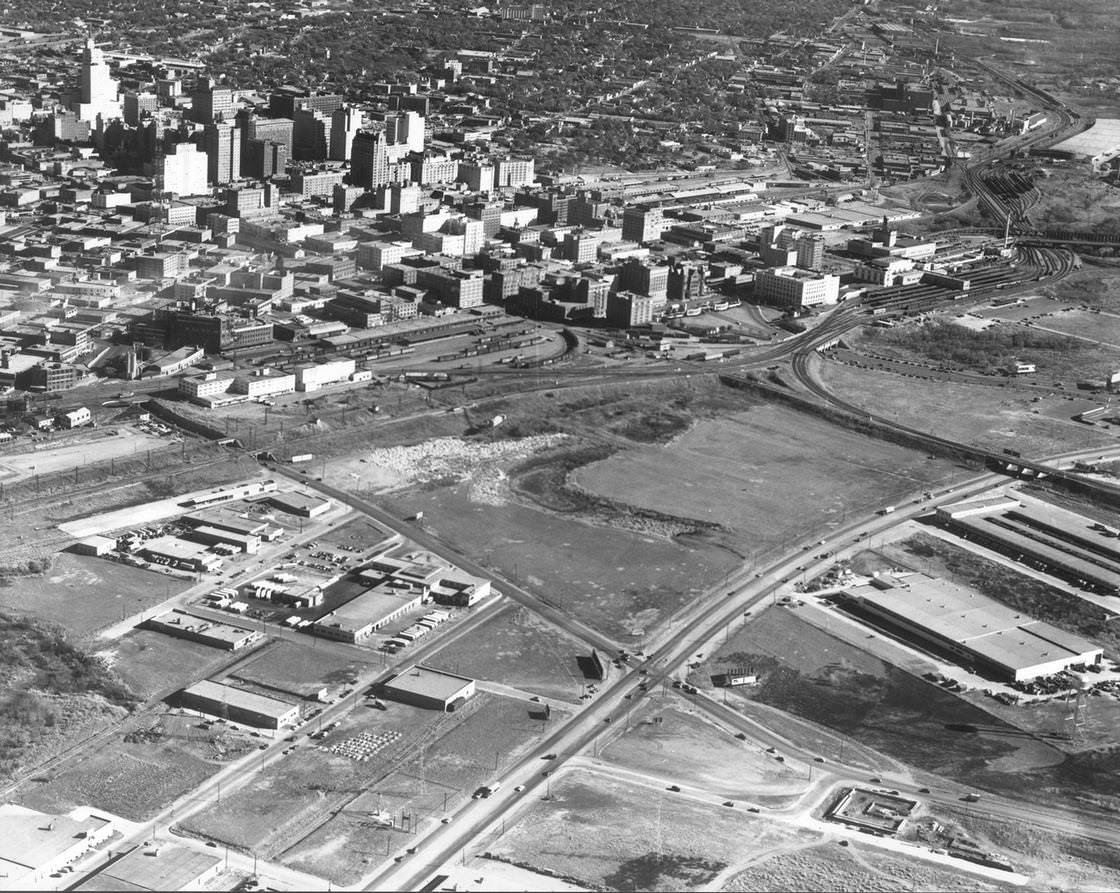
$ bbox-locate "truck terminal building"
[178,680,300,729]
[936,494,1120,596]
[845,574,1102,682]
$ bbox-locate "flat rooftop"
[182,680,297,720]
[852,576,1101,672]
[316,583,420,630]
[148,610,255,646]
[937,494,1021,517]
[267,491,331,513]
[78,843,220,892]
[0,804,110,872]
[141,534,213,561]
[385,665,474,701]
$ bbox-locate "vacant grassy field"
[571,404,958,555]
[15,712,252,821]
[99,629,232,701]
[0,552,191,639]
[709,606,1120,813]
[425,604,589,702]
[816,360,1113,456]
[936,806,1120,891]
[281,804,408,886]
[384,482,741,640]
[600,700,809,799]
[722,842,1012,892]
[1050,260,1120,311]
[489,771,816,891]
[228,640,374,700]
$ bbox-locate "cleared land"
[816,359,1113,455]
[0,552,192,639]
[425,604,590,702]
[384,482,740,640]
[227,640,374,700]
[186,692,545,869]
[488,771,817,891]
[0,426,172,483]
[280,694,550,883]
[98,629,233,701]
[599,699,810,800]
[721,841,1011,892]
[1050,260,1120,311]
[15,711,255,821]
[570,404,958,554]
[935,805,1120,891]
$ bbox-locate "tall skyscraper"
[75,38,120,123]
[385,111,425,153]
[350,129,389,190]
[161,143,209,197]
[329,106,363,162]
[192,78,235,124]
[292,108,331,161]
[203,123,241,185]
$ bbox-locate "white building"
[75,38,120,123]
[296,358,357,391]
[161,144,210,197]
[0,804,116,888]
[57,406,91,429]
[753,266,839,309]
[232,370,296,398]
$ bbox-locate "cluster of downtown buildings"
[0,15,1051,409]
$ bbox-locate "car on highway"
[667,785,681,792]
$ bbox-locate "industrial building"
[139,536,224,573]
[178,680,300,729]
[0,804,115,889]
[74,843,221,892]
[267,490,332,517]
[144,610,263,651]
[358,553,492,607]
[937,495,1120,595]
[846,575,1103,682]
[310,584,424,643]
[381,665,476,711]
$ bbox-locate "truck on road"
[877,506,895,515]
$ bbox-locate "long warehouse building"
[937,495,1120,595]
[847,575,1103,682]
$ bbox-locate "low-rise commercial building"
[381,665,476,711]
[179,679,299,729]
[0,804,115,889]
[144,610,263,651]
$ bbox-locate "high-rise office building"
[203,123,241,185]
[329,106,363,162]
[293,108,331,161]
[494,157,534,188]
[244,138,288,179]
[622,205,665,243]
[385,111,425,153]
[246,116,294,155]
[161,143,209,197]
[122,92,158,126]
[192,78,235,124]
[350,129,389,190]
[76,38,120,123]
